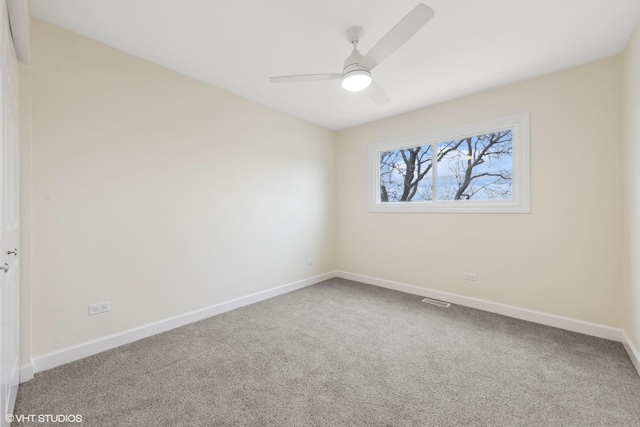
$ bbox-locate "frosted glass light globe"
[341,70,372,92]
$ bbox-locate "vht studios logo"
[6,414,83,423]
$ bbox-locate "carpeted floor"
[13,278,640,426]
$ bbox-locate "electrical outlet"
[463,272,477,281]
[306,258,315,265]
[89,301,110,316]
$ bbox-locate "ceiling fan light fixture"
[341,69,372,92]
[269,4,435,105]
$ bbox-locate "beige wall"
[623,21,640,352]
[337,57,623,326]
[28,19,336,357]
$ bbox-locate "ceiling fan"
[269,4,435,105]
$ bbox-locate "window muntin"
[370,113,529,213]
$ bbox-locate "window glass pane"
[379,146,433,203]
[436,130,513,201]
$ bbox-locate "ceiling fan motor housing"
[341,48,372,91]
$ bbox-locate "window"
[370,113,530,213]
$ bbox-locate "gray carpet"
[13,278,640,426]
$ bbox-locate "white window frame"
[369,112,530,213]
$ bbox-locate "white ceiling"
[30,0,640,131]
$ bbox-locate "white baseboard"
[26,271,336,380]
[20,363,34,383]
[8,382,18,419]
[335,271,624,342]
[622,330,640,377]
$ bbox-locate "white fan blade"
[270,73,342,83]
[365,82,390,105]
[360,4,434,70]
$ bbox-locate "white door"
[0,0,19,424]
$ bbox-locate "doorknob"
[1,263,7,273]
[7,249,17,256]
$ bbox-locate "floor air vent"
[422,297,451,308]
